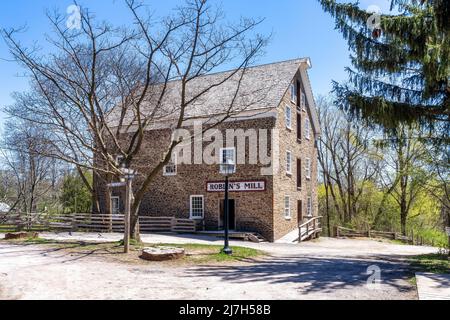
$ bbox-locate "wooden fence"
[335,226,432,246]
[0,213,196,234]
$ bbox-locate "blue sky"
[0,0,393,132]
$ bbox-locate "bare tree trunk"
[325,177,331,237]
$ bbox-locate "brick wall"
[272,70,319,240]
[95,73,319,242]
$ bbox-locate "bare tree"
[2,0,268,240]
[0,120,57,214]
[317,96,381,231]
[376,126,433,236]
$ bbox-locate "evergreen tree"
[60,172,92,214]
[318,0,449,139]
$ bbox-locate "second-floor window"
[305,158,311,180]
[219,147,236,174]
[297,112,302,140]
[305,118,311,140]
[285,105,292,129]
[286,151,292,175]
[163,153,177,176]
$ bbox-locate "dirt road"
[0,233,438,300]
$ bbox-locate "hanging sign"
[107,182,126,188]
[206,180,266,192]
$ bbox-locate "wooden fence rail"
[334,226,431,246]
[0,213,196,234]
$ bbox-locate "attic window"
[290,83,297,104]
[301,92,306,110]
[296,80,301,108]
[285,105,292,130]
[305,118,311,140]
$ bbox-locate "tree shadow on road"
[184,254,416,295]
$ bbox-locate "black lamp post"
[220,158,235,255]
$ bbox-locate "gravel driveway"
[0,232,438,300]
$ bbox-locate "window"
[290,83,297,104]
[305,158,311,180]
[296,80,301,107]
[190,195,204,219]
[296,112,302,140]
[301,92,306,109]
[307,197,312,217]
[305,118,311,140]
[219,147,236,174]
[286,151,292,175]
[115,155,124,167]
[111,196,120,215]
[163,153,177,176]
[284,195,291,219]
[285,105,292,129]
[297,158,302,189]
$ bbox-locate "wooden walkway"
[416,273,450,300]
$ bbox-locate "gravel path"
[0,232,438,300]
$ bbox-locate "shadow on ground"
[185,254,416,294]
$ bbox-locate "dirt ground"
[0,232,438,300]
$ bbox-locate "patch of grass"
[148,243,264,263]
[117,238,143,247]
[408,276,417,286]
[23,237,54,244]
[411,253,449,274]
[2,237,265,265]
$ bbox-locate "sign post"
[122,168,136,254]
[124,177,132,253]
[109,168,136,254]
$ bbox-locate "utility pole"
[107,168,135,254]
[121,168,136,254]
[124,176,132,253]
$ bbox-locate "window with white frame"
[286,151,292,175]
[307,197,312,217]
[301,92,306,109]
[284,195,291,219]
[219,147,236,174]
[305,118,311,140]
[190,195,204,219]
[111,196,120,215]
[163,153,177,176]
[305,158,311,180]
[285,105,292,129]
[290,83,297,104]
